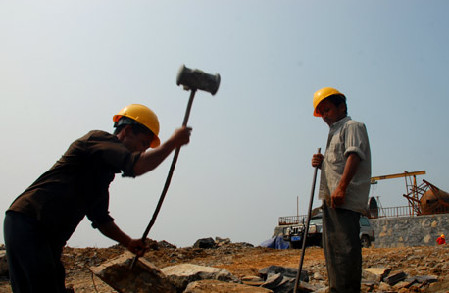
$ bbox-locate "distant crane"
[371,171,449,216]
[370,171,426,217]
[370,171,426,184]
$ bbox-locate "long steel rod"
[293,148,321,292]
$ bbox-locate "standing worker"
[311,87,371,293]
[3,104,192,293]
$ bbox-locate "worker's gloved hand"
[312,153,324,168]
[126,238,148,257]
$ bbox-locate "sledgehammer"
[130,65,221,269]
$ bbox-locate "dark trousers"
[4,211,67,293]
[322,203,362,293]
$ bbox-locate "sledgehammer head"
[176,65,221,95]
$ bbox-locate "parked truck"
[282,212,323,248]
[280,208,375,249]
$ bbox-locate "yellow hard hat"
[113,104,161,148]
[313,87,346,117]
[442,234,445,238]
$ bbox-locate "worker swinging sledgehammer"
[4,104,192,292]
[4,64,220,293]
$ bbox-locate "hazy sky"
[1,1,448,248]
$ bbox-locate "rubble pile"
[0,238,448,292]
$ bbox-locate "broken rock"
[215,237,231,246]
[258,266,316,293]
[261,273,283,290]
[416,274,438,284]
[241,275,265,286]
[383,270,407,286]
[184,279,273,293]
[259,265,309,282]
[162,263,240,292]
[363,267,391,283]
[90,252,176,293]
[193,238,216,249]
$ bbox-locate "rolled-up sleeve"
[344,122,369,161]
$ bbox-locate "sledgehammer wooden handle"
[130,89,197,269]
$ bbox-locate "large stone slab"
[90,252,176,293]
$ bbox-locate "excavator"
[370,171,449,217]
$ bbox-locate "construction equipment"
[371,171,425,216]
[370,171,426,184]
[131,65,220,268]
[371,171,449,216]
[418,180,449,215]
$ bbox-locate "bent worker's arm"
[133,126,192,176]
[97,221,146,256]
[331,152,361,208]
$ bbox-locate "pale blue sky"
[1,1,448,248]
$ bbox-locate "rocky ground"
[0,241,448,292]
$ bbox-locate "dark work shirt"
[8,130,141,246]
